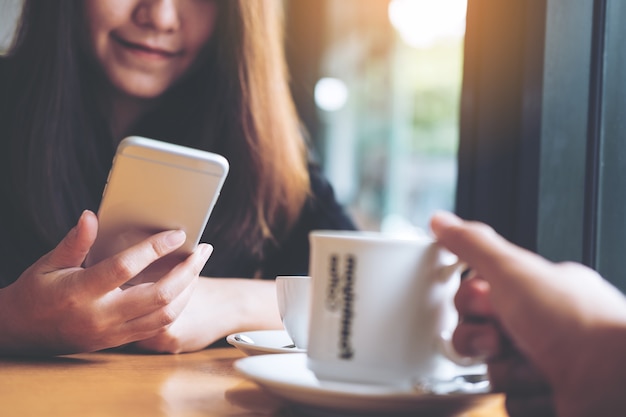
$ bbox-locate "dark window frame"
[457,0,625,289]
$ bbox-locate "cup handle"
[439,330,485,367]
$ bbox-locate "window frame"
[458,0,626,289]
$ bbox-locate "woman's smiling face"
[83,0,218,99]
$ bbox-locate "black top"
[197,162,358,279]
[254,163,357,279]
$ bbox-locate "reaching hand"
[0,210,212,356]
[430,211,626,417]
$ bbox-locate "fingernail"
[199,244,213,259]
[166,230,186,247]
[76,210,89,226]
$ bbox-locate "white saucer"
[226,330,305,356]
[235,353,495,416]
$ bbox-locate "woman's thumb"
[45,210,99,270]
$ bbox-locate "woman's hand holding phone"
[0,210,212,356]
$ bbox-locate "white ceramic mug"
[275,276,311,349]
[306,230,478,387]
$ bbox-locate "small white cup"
[276,276,311,349]
[306,230,478,387]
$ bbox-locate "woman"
[0,0,355,355]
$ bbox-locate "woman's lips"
[114,35,181,59]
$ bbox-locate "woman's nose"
[133,0,181,32]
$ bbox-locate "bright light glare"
[388,0,467,49]
[314,77,349,112]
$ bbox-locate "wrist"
[201,277,282,334]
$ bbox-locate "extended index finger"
[430,211,552,289]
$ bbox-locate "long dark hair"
[0,0,310,281]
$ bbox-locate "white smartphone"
[86,136,229,267]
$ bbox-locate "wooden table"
[0,346,507,417]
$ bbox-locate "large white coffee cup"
[276,276,311,349]
[307,230,476,387]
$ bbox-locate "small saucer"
[226,330,305,356]
[235,353,495,416]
